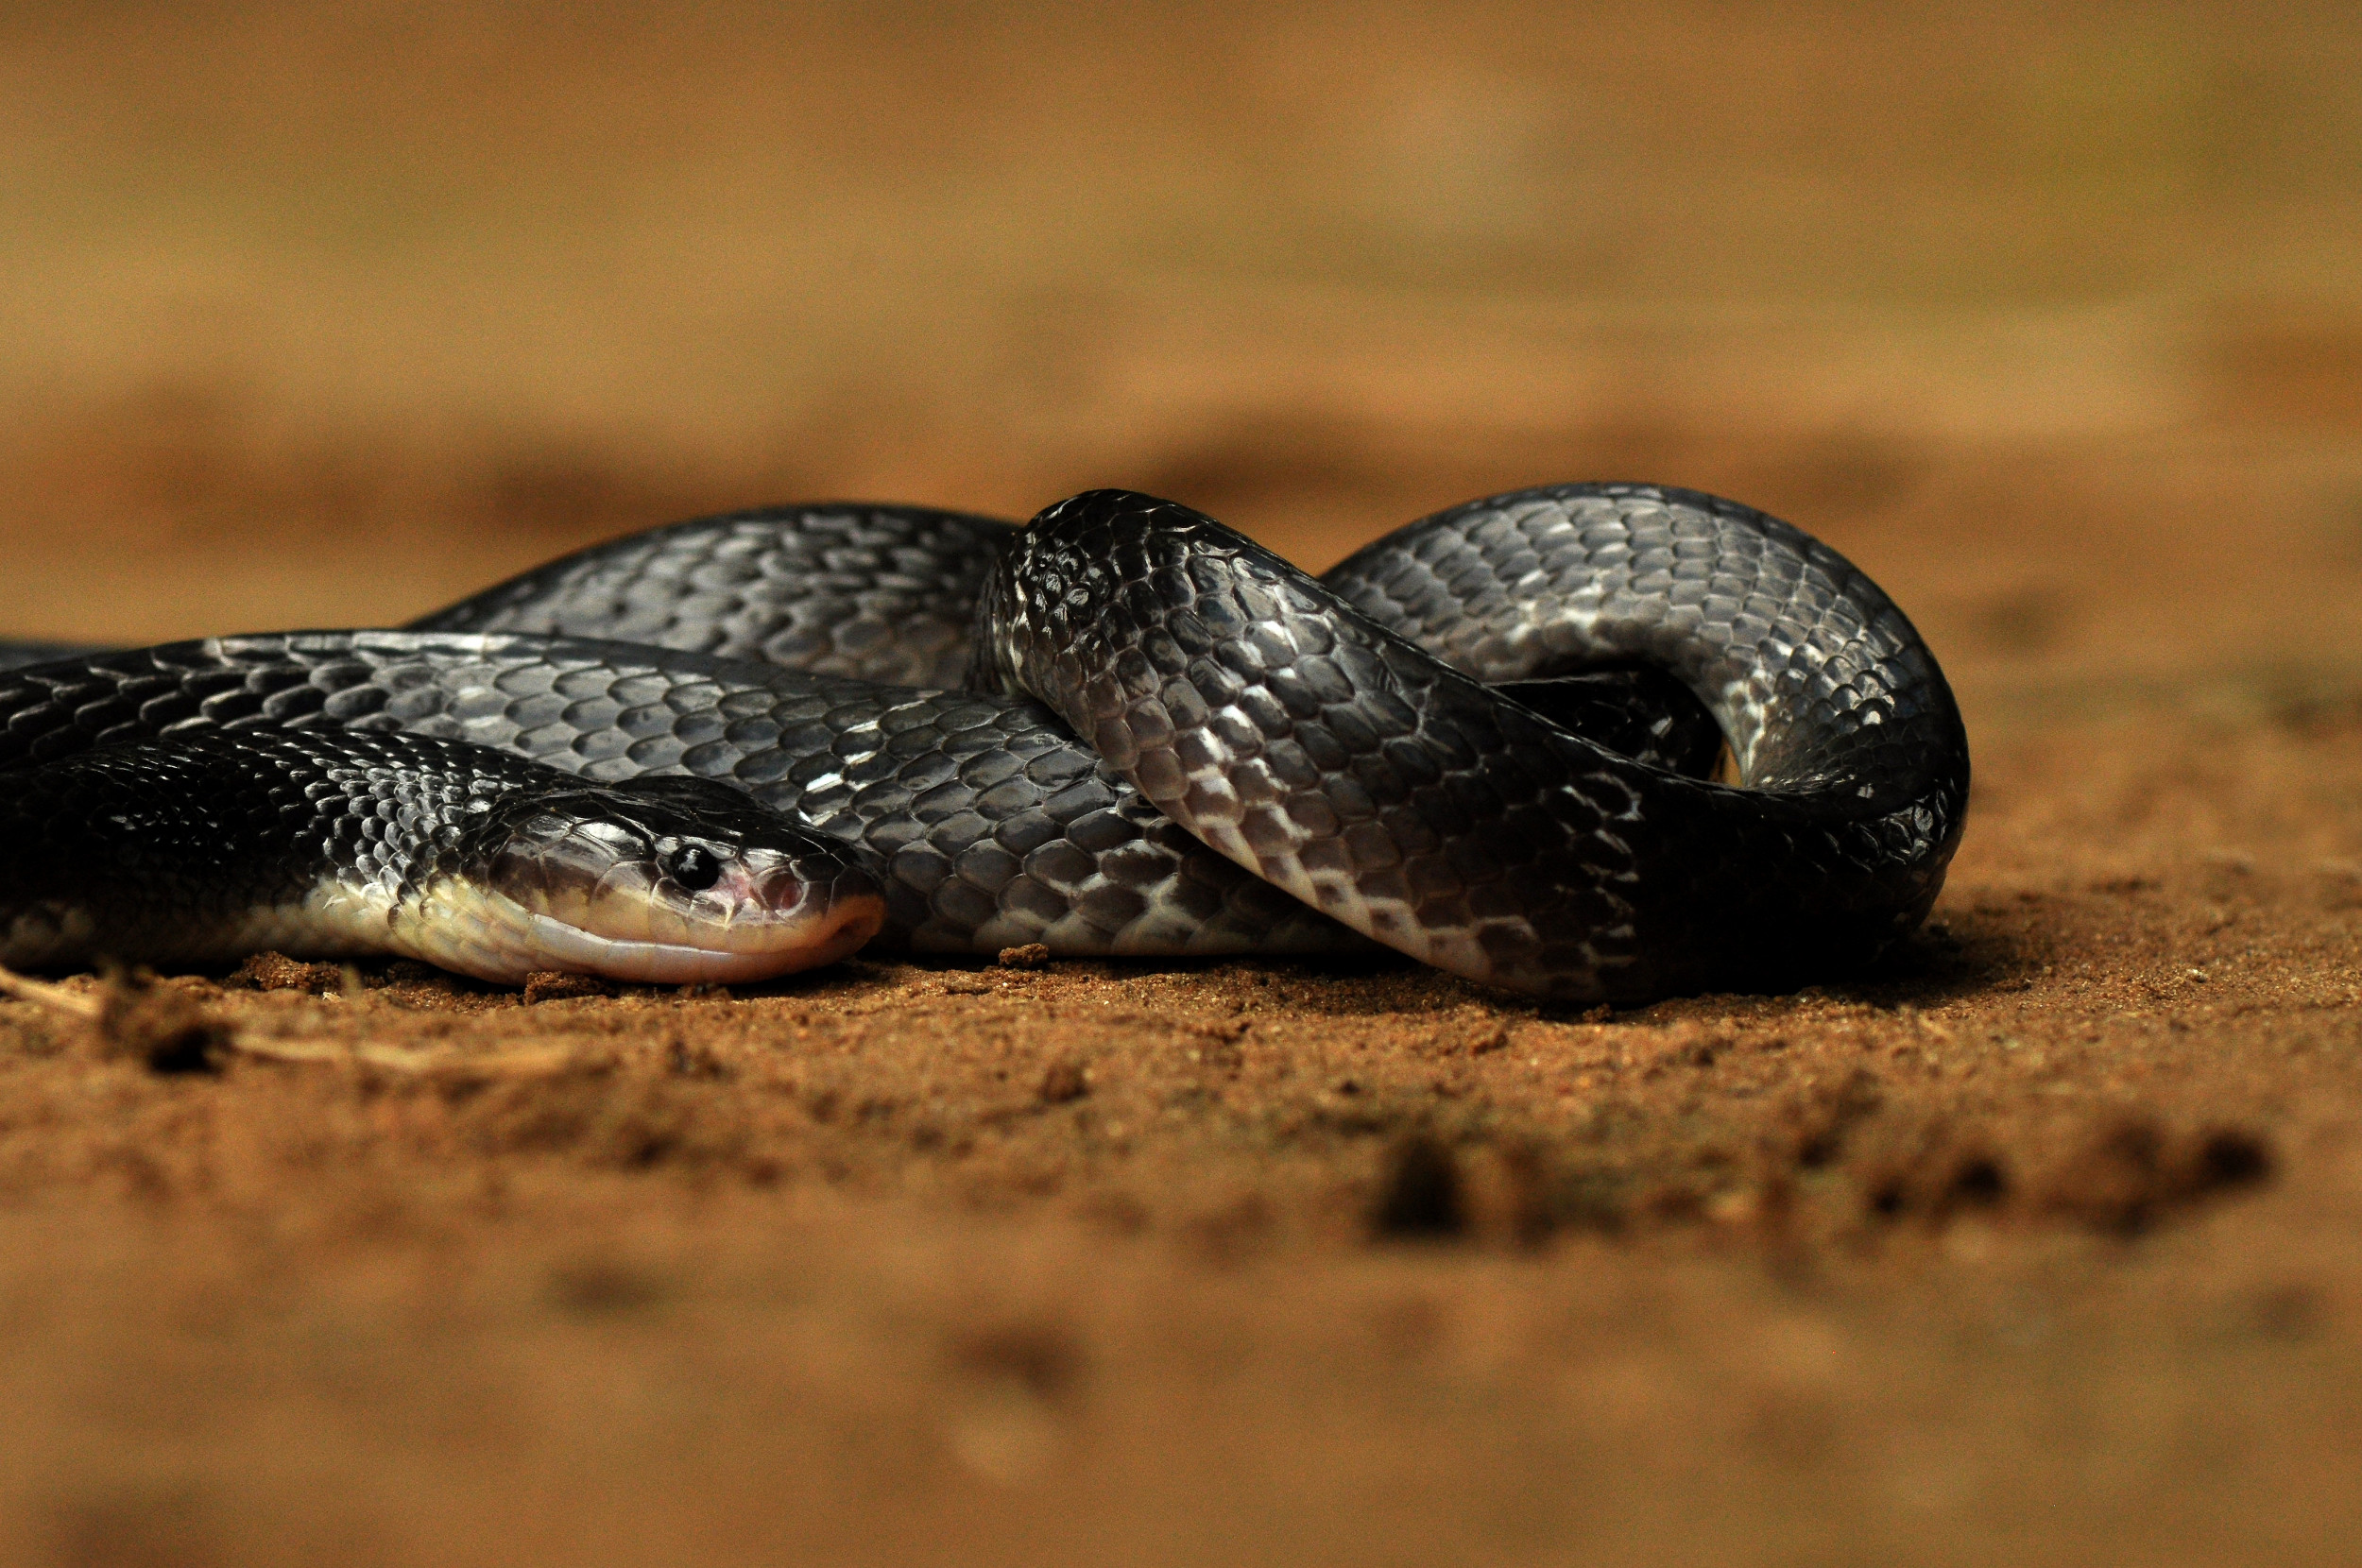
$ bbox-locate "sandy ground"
[7,5,2362,1564]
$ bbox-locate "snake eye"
[665,844,723,891]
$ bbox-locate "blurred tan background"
[5,1,2362,714]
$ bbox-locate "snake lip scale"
[0,484,1966,1001]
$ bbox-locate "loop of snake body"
[0,485,1968,1001]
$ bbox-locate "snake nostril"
[745,864,814,915]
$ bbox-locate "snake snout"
[703,846,888,969]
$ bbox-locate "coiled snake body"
[0,485,1967,1001]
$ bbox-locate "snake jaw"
[382,878,886,986]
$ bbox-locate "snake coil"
[0,484,1966,1000]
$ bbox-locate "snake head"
[444,775,886,984]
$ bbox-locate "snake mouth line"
[362,878,890,986]
[505,892,888,984]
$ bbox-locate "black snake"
[0,485,1968,1001]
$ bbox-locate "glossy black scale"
[0,484,1968,999]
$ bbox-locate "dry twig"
[0,963,583,1077]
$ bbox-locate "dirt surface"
[8,6,2362,1564]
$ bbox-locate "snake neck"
[0,729,527,971]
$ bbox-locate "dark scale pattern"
[0,482,1966,998]
[410,503,1016,690]
[1489,670,1724,778]
[973,490,1968,1001]
[0,730,553,965]
[1320,484,1964,806]
[0,633,1356,960]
